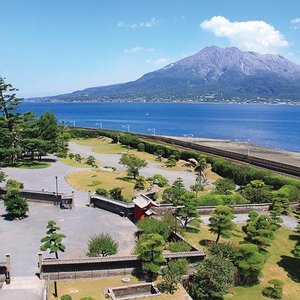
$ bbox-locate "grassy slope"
[60,157,90,168]
[15,160,51,169]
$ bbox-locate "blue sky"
[1,0,300,97]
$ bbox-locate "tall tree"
[87,234,118,257]
[195,158,208,182]
[188,255,235,300]
[177,192,201,230]
[119,154,148,179]
[209,205,235,243]
[40,220,66,259]
[4,187,28,219]
[136,233,166,279]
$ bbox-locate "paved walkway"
[68,141,197,188]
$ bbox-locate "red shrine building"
[132,194,158,221]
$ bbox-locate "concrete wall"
[0,188,73,207]
[40,251,205,280]
[91,195,134,217]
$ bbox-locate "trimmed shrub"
[137,142,145,152]
[196,193,248,206]
[168,241,192,252]
[61,295,72,300]
[95,188,108,197]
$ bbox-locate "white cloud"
[290,18,300,29]
[117,17,159,29]
[146,57,169,67]
[200,16,289,54]
[124,47,155,53]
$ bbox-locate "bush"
[137,142,145,152]
[196,193,248,206]
[209,242,239,262]
[151,174,169,187]
[168,241,192,252]
[134,176,146,190]
[61,295,72,300]
[4,188,28,219]
[137,218,171,241]
[6,179,24,189]
[87,234,118,257]
[95,187,108,197]
[262,279,284,299]
[273,185,300,202]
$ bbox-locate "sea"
[18,102,300,152]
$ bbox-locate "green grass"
[184,224,300,300]
[15,160,51,169]
[60,157,90,168]
[66,169,140,201]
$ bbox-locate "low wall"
[40,251,205,280]
[0,188,73,207]
[91,195,134,217]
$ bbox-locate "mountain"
[32,46,300,103]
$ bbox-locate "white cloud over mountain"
[201,16,289,54]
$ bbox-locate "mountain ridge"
[31,46,300,103]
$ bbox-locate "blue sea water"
[18,102,300,152]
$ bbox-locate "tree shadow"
[1,213,28,221]
[277,255,300,283]
[199,239,215,247]
[185,227,200,233]
[288,234,299,241]
[116,176,134,183]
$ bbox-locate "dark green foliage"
[273,185,300,202]
[270,200,283,228]
[262,279,284,299]
[293,214,300,257]
[60,295,72,300]
[177,192,201,230]
[134,176,146,190]
[109,187,125,201]
[209,242,239,262]
[109,187,124,201]
[245,213,276,248]
[196,193,248,206]
[168,241,192,252]
[87,234,118,257]
[4,188,28,219]
[68,152,74,160]
[137,142,145,152]
[95,187,109,197]
[237,243,265,285]
[159,258,189,293]
[162,178,186,204]
[74,154,82,163]
[241,180,272,204]
[86,155,96,167]
[137,218,171,240]
[150,174,168,187]
[209,205,235,243]
[0,170,5,182]
[190,181,204,196]
[136,233,166,278]
[165,155,177,167]
[119,154,147,179]
[215,178,235,195]
[6,179,23,189]
[40,220,66,259]
[188,255,235,300]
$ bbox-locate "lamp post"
[147,128,156,136]
[122,125,130,132]
[55,176,58,206]
[95,122,103,129]
[184,133,194,144]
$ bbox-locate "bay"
[18,102,300,152]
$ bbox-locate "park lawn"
[48,276,189,300]
[226,227,300,300]
[60,157,91,168]
[184,224,246,251]
[66,169,139,200]
[72,137,113,146]
[15,160,51,169]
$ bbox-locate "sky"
[1,0,300,97]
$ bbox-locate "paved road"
[1,156,89,207]
[68,141,197,188]
[201,213,298,229]
[0,202,137,276]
